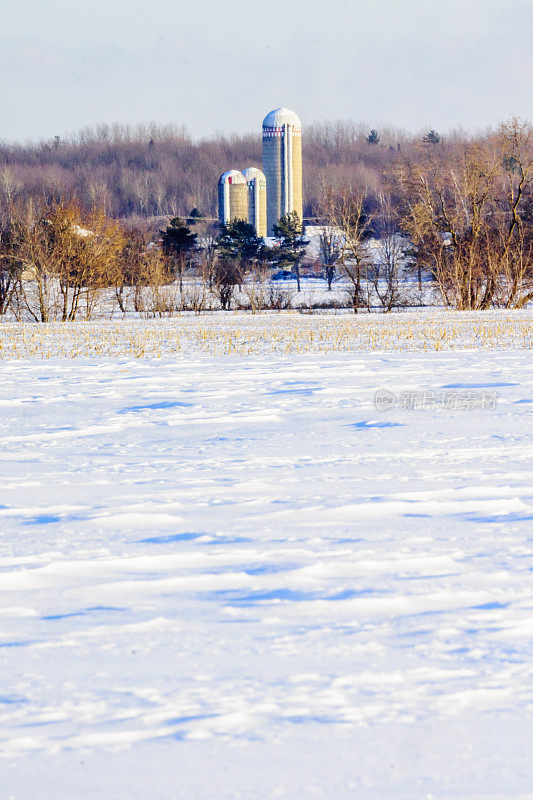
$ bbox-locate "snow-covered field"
[1,313,532,799]
[1,309,532,358]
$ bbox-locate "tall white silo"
[262,108,303,235]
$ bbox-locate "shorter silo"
[242,167,267,238]
[218,170,248,226]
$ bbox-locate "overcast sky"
[1,0,531,143]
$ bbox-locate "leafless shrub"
[179,283,211,314]
[265,287,294,310]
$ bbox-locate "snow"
[1,309,532,357]
[0,315,532,799]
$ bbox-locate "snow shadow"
[42,606,123,621]
[266,388,318,396]
[219,588,316,605]
[218,586,380,606]
[466,511,533,523]
[138,533,251,545]
[441,382,518,389]
[24,511,90,526]
[350,421,404,430]
[0,695,27,705]
[139,532,206,544]
[118,400,193,413]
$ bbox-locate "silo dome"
[218,169,246,185]
[262,108,301,131]
[242,167,266,182]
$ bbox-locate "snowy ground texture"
[0,310,532,358]
[1,312,533,799]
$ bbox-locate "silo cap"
[242,167,267,182]
[262,108,301,130]
[218,169,246,185]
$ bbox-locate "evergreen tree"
[216,219,265,265]
[188,207,204,225]
[272,212,309,292]
[503,155,519,173]
[366,129,380,145]
[160,217,197,291]
[423,129,441,145]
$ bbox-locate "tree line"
[0,202,312,320]
[0,120,489,222]
[0,117,531,318]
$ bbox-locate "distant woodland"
[0,121,493,222]
[1,118,531,318]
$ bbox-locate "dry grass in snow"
[0,310,532,360]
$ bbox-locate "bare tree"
[7,201,125,321]
[142,249,179,317]
[317,225,341,290]
[369,196,411,311]
[212,257,243,311]
[323,188,374,312]
[397,118,533,309]
[0,203,27,315]
[496,119,533,308]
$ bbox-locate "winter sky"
[1,0,531,142]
